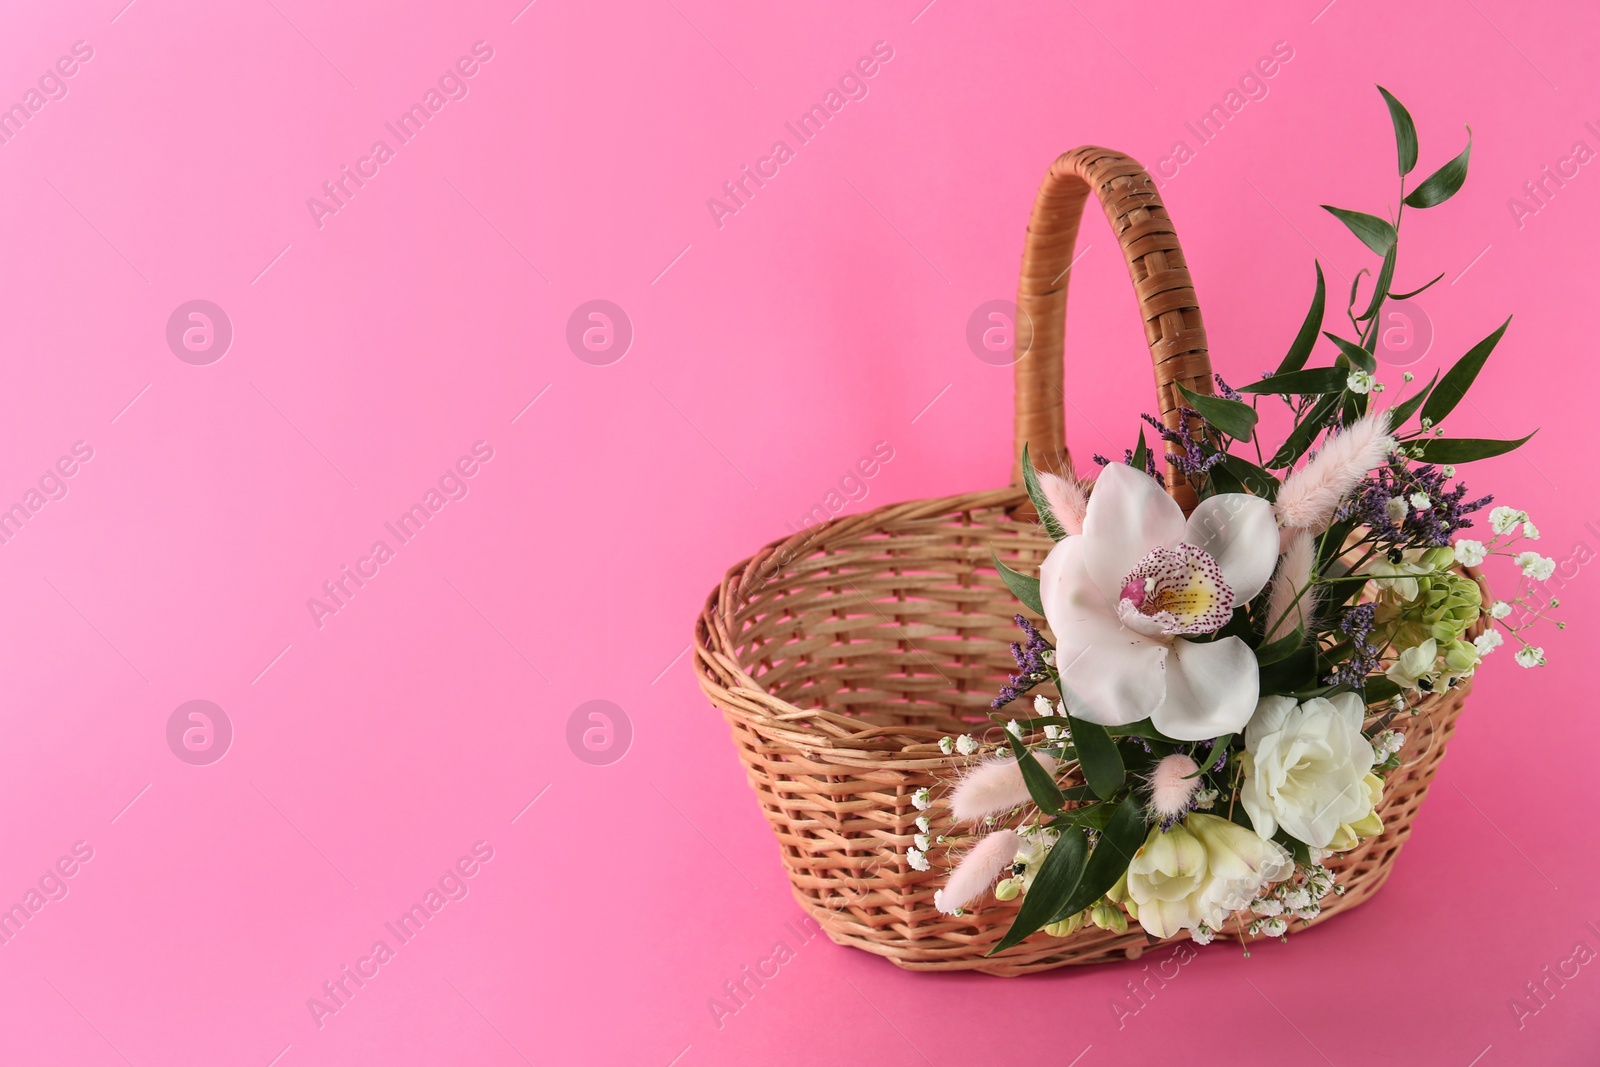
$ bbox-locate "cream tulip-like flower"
[1039,463,1279,741]
[1326,773,1385,852]
[1385,639,1437,689]
[1125,813,1293,938]
[1240,694,1378,849]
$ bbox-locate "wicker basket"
[693,147,1477,975]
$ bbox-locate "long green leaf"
[1358,245,1397,322]
[1377,86,1419,175]
[1419,316,1511,427]
[990,828,1088,953]
[1006,732,1065,815]
[1385,370,1437,428]
[1322,205,1397,254]
[993,552,1043,615]
[1255,627,1306,665]
[1020,445,1069,541]
[1409,433,1536,463]
[1390,271,1445,300]
[1047,796,1149,923]
[1405,127,1472,208]
[1324,331,1377,373]
[1267,393,1340,469]
[1275,262,1326,374]
[1067,715,1125,798]
[1177,383,1259,440]
[1216,454,1280,499]
[1240,367,1349,395]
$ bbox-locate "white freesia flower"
[1515,646,1546,668]
[1474,630,1504,655]
[1039,463,1278,741]
[1125,813,1292,938]
[1515,552,1555,580]
[1490,507,1527,535]
[1453,539,1487,567]
[1385,639,1437,690]
[1240,694,1378,849]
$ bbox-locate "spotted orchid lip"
[1114,543,1236,636]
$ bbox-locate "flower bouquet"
[919,88,1556,955]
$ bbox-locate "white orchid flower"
[1039,463,1278,741]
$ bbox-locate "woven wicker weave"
[693,148,1476,974]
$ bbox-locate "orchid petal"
[1184,493,1279,602]
[1081,463,1186,604]
[1043,538,1168,726]
[1151,636,1261,741]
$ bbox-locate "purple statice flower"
[1092,446,1160,481]
[1214,375,1244,402]
[992,613,1054,709]
[1326,602,1381,688]
[1141,409,1223,477]
[1336,461,1492,549]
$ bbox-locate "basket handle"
[1010,147,1213,514]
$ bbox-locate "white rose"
[1453,539,1487,567]
[1240,694,1378,849]
[1125,813,1291,938]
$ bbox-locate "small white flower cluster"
[1373,730,1405,760]
[939,733,981,756]
[1347,370,1383,394]
[1247,864,1336,937]
[1454,507,1558,670]
[1190,922,1216,946]
[1191,787,1219,811]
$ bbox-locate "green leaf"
[1255,627,1306,665]
[1131,427,1149,472]
[1177,383,1259,440]
[1006,731,1065,815]
[1267,393,1340,469]
[1377,86,1419,175]
[1258,645,1318,695]
[1105,718,1173,741]
[1404,127,1472,208]
[1324,331,1377,373]
[1322,205,1397,254]
[990,828,1088,954]
[993,552,1043,615]
[1420,316,1511,427]
[1390,271,1445,300]
[1216,455,1280,500]
[1020,444,1069,542]
[1275,262,1326,375]
[1067,715,1126,798]
[1363,676,1401,705]
[1409,433,1536,463]
[1240,367,1349,395]
[1047,796,1149,923]
[1386,370,1437,427]
[1187,736,1229,777]
[1357,245,1397,322]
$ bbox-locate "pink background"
[0,0,1594,1063]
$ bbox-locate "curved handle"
[1010,147,1213,514]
